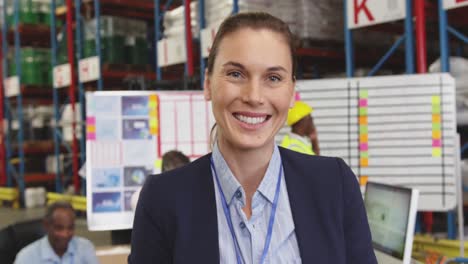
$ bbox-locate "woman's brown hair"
[206,12,297,79]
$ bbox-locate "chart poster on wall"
[86,91,214,230]
[277,73,457,211]
[444,0,468,10]
[347,0,406,29]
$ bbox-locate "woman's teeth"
[235,114,267,125]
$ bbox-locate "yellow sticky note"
[360,158,368,167]
[432,96,441,105]
[359,176,368,186]
[360,134,368,143]
[432,148,442,157]
[149,118,158,127]
[150,127,158,135]
[432,114,441,123]
[149,110,158,118]
[86,125,95,133]
[432,130,441,139]
[154,159,162,170]
[359,116,368,125]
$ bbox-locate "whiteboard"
[86,91,214,231]
[277,73,458,211]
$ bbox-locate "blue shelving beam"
[50,0,63,193]
[344,0,415,77]
[12,0,26,202]
[1,1,14,188]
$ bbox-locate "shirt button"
[239,222,246,229]
[235,190,242,199]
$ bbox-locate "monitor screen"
[364,182,414,260]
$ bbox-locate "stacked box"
[8,47,52,86]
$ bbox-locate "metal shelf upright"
[50,0,81,194]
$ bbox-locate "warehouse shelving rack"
[154,0,196,89]
[344,0,416,77]
[1,1,56,204]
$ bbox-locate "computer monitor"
[364,182,419,264]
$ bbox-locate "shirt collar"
[211,142,282,204]
[40,235,76,261]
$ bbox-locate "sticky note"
[359,116,368,125]
[150,109,158,118]
[86,125,95,133]
[359,90,368,99]
[432,130,441,139]
[432,105,441,114]
[432,123,441,130]
[432,96,441,105]
[149,101,157,108]
[360,134,368,143]
[86,117,96,125]
[432,139,442,147]
[432,148,441,157]
[360,158,369,167]
[360,143,368,151]
[154,159,162,169]
[360,151,368,158]
[359,99,368,107]
[359,176,368,186]
[150,127,158,135]
[87,133,96,140]
[149,95,158,101]
[359,108,368,116]
[432,114,441,123]
[149,118,158,127]
[359,126,368,134]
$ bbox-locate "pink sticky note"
[86,117,96,125]
[294,92,301,101]
[360,143,368,151]
[87,133,96,140]
[432,139,442,147]
[359,99,368,107]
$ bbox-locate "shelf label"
[200,24,219,58]
[53,63,71,88]
[4,76,20,97]
[79,56,101,83]
[347,0,406,29]
[444,0,468,10]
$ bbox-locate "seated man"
[14,201,98,264]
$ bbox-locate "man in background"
[281,100,320,155]
[14,201,98,264]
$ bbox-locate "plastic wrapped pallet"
[163,1,199,38]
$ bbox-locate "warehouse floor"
[0,207,111,247]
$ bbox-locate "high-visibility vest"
[280,133,315,155]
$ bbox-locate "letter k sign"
[354,0,375,24]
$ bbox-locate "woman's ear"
[204,69,212,101]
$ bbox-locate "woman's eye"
[268,75,281,82]
[227,71,242,78]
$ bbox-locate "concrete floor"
[0,206,111,247]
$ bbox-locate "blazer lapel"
[188,154,220,263]
[280,148,320,263]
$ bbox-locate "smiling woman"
[129,12,377,264]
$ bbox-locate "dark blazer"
[129,147,377,263]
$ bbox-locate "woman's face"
[204,28,295,151]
